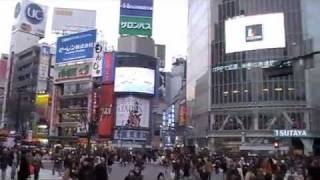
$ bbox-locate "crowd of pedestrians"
[1,145,320,180]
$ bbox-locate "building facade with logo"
[188,0,320,155]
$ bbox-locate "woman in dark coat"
[94,157,108,180]
[18,152,29,180]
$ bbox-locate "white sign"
[274,130,308,137]
[91,43,103,77]
[12,0,48,38]
[116,96,150,128]
[225,13,286,53]
[115,67,155,94]
[52,7,96,32]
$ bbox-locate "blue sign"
[56,29,97,64]
[25,3,44,24]
[120,0,153,17]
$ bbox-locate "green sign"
[119,16,152,37]
[56,63,91,81]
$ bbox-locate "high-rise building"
[188,0,320,154]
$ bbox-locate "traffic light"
[273,142,279,148]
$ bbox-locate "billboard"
[120,0,153,17]
[119,16,152,37]
[35,94,49,120]
[55,63,91,82]
[116,96,150,128]
[113,129,148,141]
[115,67,155,94]
[178,101,187,126]
[102,52,115,83]
[91,43,104,77]
[98,84,114,137]
[12,0,48,38]
[56,29,97,64]
[119,0,153,37]
[52,7,96,32]
[225,13,286,53]
[38,45,50,81]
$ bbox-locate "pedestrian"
[78,158,94,180]
[52,149,62,176]
[94,157,108,180]
[18,152,29,180]
[10,148,19,180]
[157,172,165,180]
[0,148,10,180]
[32,152,42,180]
[124,169,143,180]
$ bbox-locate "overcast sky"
[0,0,187,71]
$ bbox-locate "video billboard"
[225,13,286,53]
[56,29,97,64]
[114,67,155,94]
[52,7,96,32]
[116,96,150,128]
[12,0,48,38]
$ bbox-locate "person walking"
[32,152,42,180]
[0,148,10,180]
[10,148,19,180]
[18,152,29,180]
[94,157,108,180]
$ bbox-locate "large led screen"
[115,67,155,94]
[116,96,150,128]
[225,13,286,53]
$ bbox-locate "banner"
[102,52,115,83]
[56,29,97,64]
[98,84,114,137]
[116,96,150,128]
[178,101,187,126]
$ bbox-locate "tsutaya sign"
[274,129,308,137]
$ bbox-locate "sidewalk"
[4,167,61,180]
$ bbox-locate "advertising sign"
[52,7,96,32]
[56,29,97,64]
[120,0,153,17]
[102,52,115,83]
[178,101,187,126]
[116,96,150,128]
[274,130,308,137]
[113,129,148,141]
[38,45,50,81]
[115,67,155,94]
[225,13,285,53]
[12,0,48,38]
[119,16,152,37]
[35,94,49,120]
[91,43,103,77]
[98,84,114,137]
[55,63,91,81]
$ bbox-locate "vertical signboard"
[98,84,114,137]
[56,29,97,64]
[119,0,153,37]
[102,52,115,83]
[178,100,187,126]
[12,0,48,38]
[91,43,103,77]
[35,94,49,121]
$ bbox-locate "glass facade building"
[189,0,320,153]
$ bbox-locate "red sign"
[179,101,187,126]
[98,84,114,137]
[102,52,114,83]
